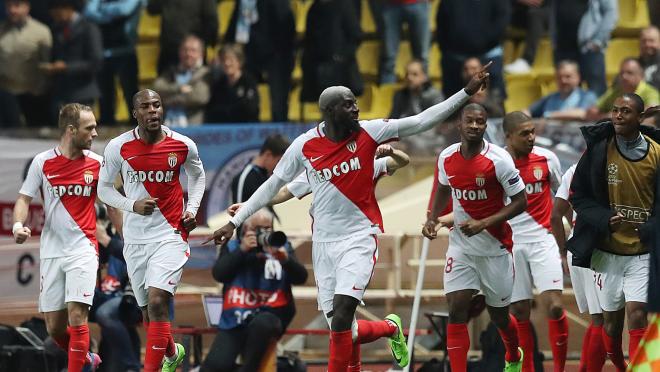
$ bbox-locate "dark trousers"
[201,312,283,372]
[511,2,549,64]
[0,89,22,127]
[246,54,294,122]
[16,93,50,127]
[98,53,139,125]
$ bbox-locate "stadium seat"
[395,41,413,80]
[114,80,130,123]
[292,52,302,82]
[302,102,322,123]
[428,43,442,81]
[503,39,520,65]
[258,84,271,122]
[504,75,543,112]
[371,83,401,118]
[429,0,440,35]
[218,0,235,39]
[292,0,313,36]
[615,0,650,34]
[137,43,160,83]
[288,85,302,122]
[530,38,554,77]
[138,9,160,42]
[357,40,381,78]
[606,38,640,77]
[355,83,377,120]
[361,0,377,35]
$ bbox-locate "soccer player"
[207,65,491,371]
[551,164,606,372]
[502,111,568,372]
[12,103,109,372]
[423,103,527,372]
[97,89,206,372]
[568,93,660,370]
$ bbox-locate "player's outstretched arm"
[395,62,491,138]
[227,186,296,217]
[205,175,288,245]
[12,194,33,244]
[423,184,452,240]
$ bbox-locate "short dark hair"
[461,103,486,117]
[58,103,93,134]
[502,111,532,134]
[642,105,660,127]
[621,93,645,114]
[219,43,245,67]
[260,134,290,156]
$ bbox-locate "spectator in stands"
[504,0,550,74]
[85,0,142,125]
[225,0,295,122]
[90,206,142,372]
[45,0,103,125]
[232,134,290,204]
[147,0,217,74]
[0,0,52,127]
[462,57,505,118]
[587,58,660,120]
[551,0,617,96]
[650,0,660,29]
[201,209,308,372]
[527,60,597,120]
[153,34,211,127]
[205,44,259,124]
[0,89,22,127]
[436,0,510,99]
[642,105,660,128]
[639,26,660,89]
[378,0,430,84]
[301,0,363,106]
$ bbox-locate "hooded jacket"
[567,120,660,272]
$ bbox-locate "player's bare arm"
[460,190,527,237]
[377,145,410,174]
[394,62,491,138]
[551,197,572,274]
[423,183,452,239]
[12,194,33,244]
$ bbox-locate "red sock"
[67,325,89,372]
[497,315,521,363]
[629,327,646,362]
[602,328,627,371]
[578,323,592,372]
[328,330,353,372]
[586,324,606,372]
[446,323,470,372]
[548,312,569,372]
[52,333,70,350]
[348,343,361,372]
[515,319,535,372]
[144,321,171,372]
[356,319,397,344]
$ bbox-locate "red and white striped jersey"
[286,157,389,199]
[99,126,204,244]
[273,120,399,242]
[19,148,102,258]
[508,146,562,243]
[438,140,525,256]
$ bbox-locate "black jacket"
[205,71,260,123]
[567,121,660,273]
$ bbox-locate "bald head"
[319,86,354,112]
[503,111,532,134]
[133,89,161,109]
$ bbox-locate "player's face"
[459,109,487,143]
[508,121,536,155]
[6,1,30,24]
[612,97,641,137]
[134,94,163,133]
[72,111,98,150]
[332,94,360,131]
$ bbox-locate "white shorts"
[39,251,98,312]
[123,239,190,308]
[443,245,514,307]
[511,235,564,302]
[312,234,378,313]
[567,251,602,314]
[590,249,649,312]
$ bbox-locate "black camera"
[255,228,287,248]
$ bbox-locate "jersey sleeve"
[373,157,389,178]
[99,140,122,184]
[273,137,306,182]
[287,172,311,199]
[182,139,205,178]
[495,153,525,196]
[361,119,399,144]
[547,151,562,193]
[182,139,206,215]
[555,165,575,201]
[19,156,43,198]
[437,155,449,186]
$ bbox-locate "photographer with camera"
[201,209,308,372]
[89,203,142,372]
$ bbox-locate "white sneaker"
[504,58,532,74]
